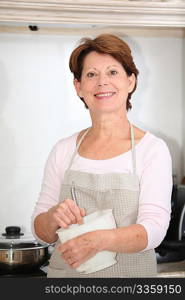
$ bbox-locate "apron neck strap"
[130,122,136,174]
[67,123,136,174]
[66,127,91,171]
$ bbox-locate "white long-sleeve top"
[32,130,173,251]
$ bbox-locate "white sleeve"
[31,141,65,242]
[136,139,173,251]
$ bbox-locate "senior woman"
[32,34,172,278]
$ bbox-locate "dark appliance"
[156,184,185,263]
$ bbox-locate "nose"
[98,82,108,86]
[97,74,108,86]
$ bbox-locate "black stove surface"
[0,269,47,278]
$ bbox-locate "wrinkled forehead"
[82,51,124,72]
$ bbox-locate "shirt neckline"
[74,130,149,162]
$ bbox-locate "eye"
[109,70,118,76]
[87,72,96,78]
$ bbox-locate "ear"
[73,78,82,98]
[128,73,136,93]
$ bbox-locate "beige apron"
[47,123,157,278]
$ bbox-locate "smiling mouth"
[94,92,116,99]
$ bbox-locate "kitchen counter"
[157,260,185,278]
[1,261,185,278]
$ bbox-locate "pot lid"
[1,226,41,244]
[0,226,51,250]
[0,226,35,242]
[2,226,24,237]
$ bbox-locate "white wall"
[127,35,184,184]
[0,32,184,235]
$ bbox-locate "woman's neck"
[89,111,130,140]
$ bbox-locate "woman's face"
[74,51,135,114]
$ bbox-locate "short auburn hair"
[69,34,139,111]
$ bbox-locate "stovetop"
[0,269,47,277]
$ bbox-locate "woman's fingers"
[58,231,98,269]
[54,214,69,229]
[80,207,86,217]
[52,199,86,228]
[67,200,85,225]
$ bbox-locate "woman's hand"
[47,199,86,230]
[57,230,106,269]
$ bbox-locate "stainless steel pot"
[0,226,52,274]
